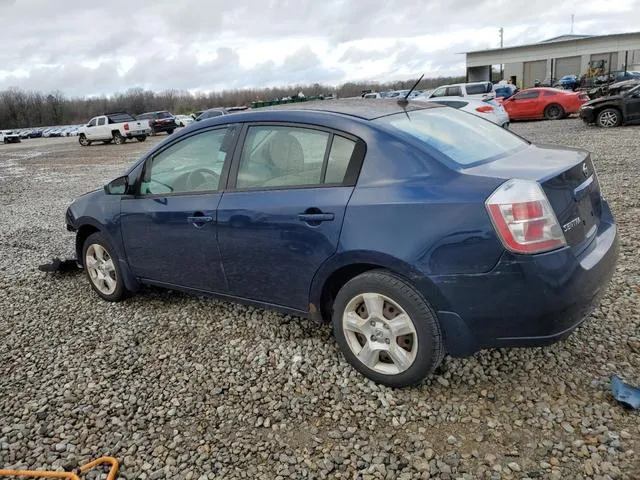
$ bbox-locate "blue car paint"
[67,103,619,357]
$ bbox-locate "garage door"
[524,60,547,88]
[590,52,618,72]
[555,56,582,78]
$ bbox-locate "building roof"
[537,34,593,43]
[465,31,640,55]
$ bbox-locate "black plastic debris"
[38,257,81,274]
[611,375,640,410]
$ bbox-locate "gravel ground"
[0,121,638,480]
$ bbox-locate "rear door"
[217,123,365,311]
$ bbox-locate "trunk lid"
[466,144,602,252]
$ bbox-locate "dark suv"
[136,111,178,135]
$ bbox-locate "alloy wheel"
[342,292,418,375]
[85,244,118,295]
[599,111,618,127]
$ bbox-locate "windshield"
[625,85,640,96]
[374,107,527,166]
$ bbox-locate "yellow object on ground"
[0,456,118,480]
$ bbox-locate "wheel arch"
[74,220,140,292]
[309,251,451,324]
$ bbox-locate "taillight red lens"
[475,105,494,113]
[124,123,129,131]
[486,180,566,254]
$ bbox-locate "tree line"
[0,75,466,129]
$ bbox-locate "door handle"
[187,215,214,227]
[298,213,334,222]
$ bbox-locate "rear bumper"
[430,202,618,356]
[151,123,177,133]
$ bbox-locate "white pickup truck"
[77,112,151,146]
[1,130,21,144]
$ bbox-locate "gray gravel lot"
[0,121,638,480]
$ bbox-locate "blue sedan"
[66,99,618,387]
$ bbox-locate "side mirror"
[104,175,128,195]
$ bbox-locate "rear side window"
[236,126,329,188]
[543,90,558,96]
[97,117,106,126]
[235,126,357,189]
[326,136,356,184]
[374,108,527,166]
[465,84,487,95]
[446,86,463,96]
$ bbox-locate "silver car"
[414,96,510,128]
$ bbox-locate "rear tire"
[167,129,174,135]
[544,103,564,120]
[78,134,90,147]
[136,135,147,142]
[332,270,443,388]
[597,108,621,128]
[113,132,125,144]
[82,232,128,302]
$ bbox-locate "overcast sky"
[1,0,639,97]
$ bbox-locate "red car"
[499,88,590,121]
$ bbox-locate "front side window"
[430,87,447,98]
[140,127,235,195]
[374,108,527,166]
[88,118,97,127]
[236,126,355,189]
[513,91,540,100]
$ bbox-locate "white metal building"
[465,32,640,88]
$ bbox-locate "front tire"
[136,135,147,142]
[544,103,564,120]
[167,129,174,135]
[332,271,443,387]
[82,232,128,302]
[78,134,90,146]
[597,108,621,128]
[113,132,125,144]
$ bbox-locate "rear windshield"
[108,113,135,123]
[374,107,527,166]
[156,111,172,119]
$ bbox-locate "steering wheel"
[184,168,220,191]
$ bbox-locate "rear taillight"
[124,123,130,131]
[476,105,494,113]
[486,179,566,254]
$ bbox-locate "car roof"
[251,98,433,120]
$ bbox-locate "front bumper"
[431,202,619,356]
[580,107,596,123]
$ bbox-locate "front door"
[506,90,541,118]
[626,89,640,122]
[84,117,100,140]
[217,124,361,311]
[121,126,238,292]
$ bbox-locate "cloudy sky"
[1,0,639,97]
